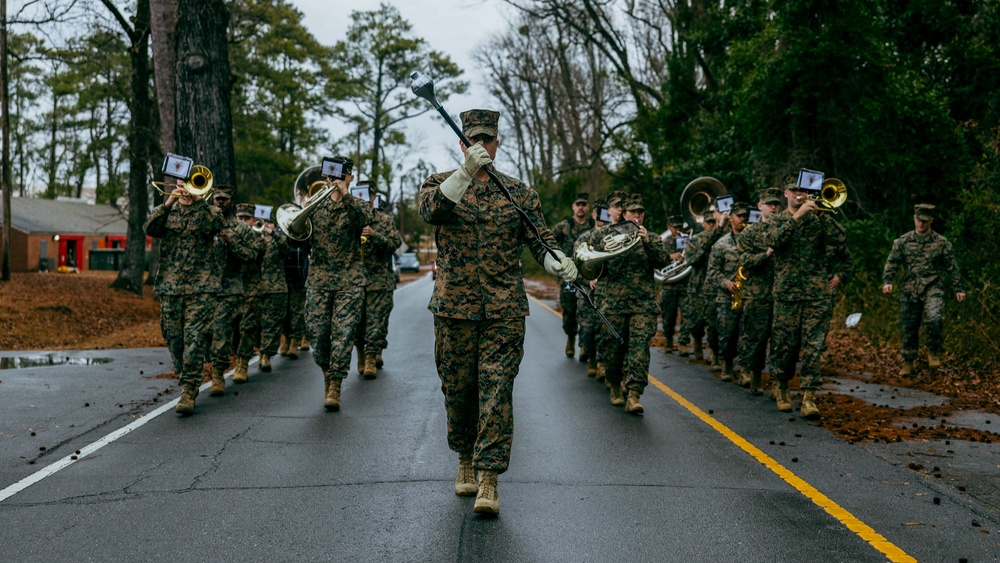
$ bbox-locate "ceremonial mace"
[409,71,622,344]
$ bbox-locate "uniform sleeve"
[230,222,259,263]
[643,233,670,269]
[273,231,290,255]
[195,199,224,236]
[737,226,769,268]
[369,214,401,254]
[520,186,559,266]
[685,234,709,266]
[824,217,853,284]
[342,194,372,231]
[942,239,964,293]
[766,213,800,250]
[143,205,171,238]
[419,172,460,226]
[708,239,726,291]
[882,238,903,286]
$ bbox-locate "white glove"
[440,143,492,203]
[544,250,579,283]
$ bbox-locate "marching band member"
[708,201,751,382]
[279,237,309,361]
[143,181,224,416]
[659,215,688,353]
[356,181,402,379]
[419,109,576,516]
[679,210,721,361]
[574,198,609,377]
[238,210,290,375]
[553,192,594,358]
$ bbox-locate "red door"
[58,236,85,269]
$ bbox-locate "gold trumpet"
[150,165,214,199]
[796,178,847,213]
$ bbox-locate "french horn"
[575,223,643,280]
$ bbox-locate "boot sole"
[324,403,340,412]
[260,366,272,372]
[210,389,224,397]
[363,373,377,380]
[455,485,478,496]
[800,410,821,420]
[473,501,499,515]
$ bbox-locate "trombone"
[150,165,214,199]
[797,178,847,213]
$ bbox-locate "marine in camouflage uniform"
[708,202,752,381]
[280,238,309,359]
[208,188,257,396]
[143,184,224,415]
[766,184,853,418]
[736,188,783,393]
[354,183,402,378]
[419,109,576,515]
[882,204,965,374]
[588,194,669,414]
[237,208,290,374]
[658,215,689,353]
[552,192,595,358]
[679,212,723,360]
[573,199,609,376]
[588,190,627,384]
[303,158,372,411]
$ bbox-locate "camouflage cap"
[759,188,783,204]
[624,193,645,212]
[914,203,936,220]
[573,192,589,204]
[235,203,255,218]
[608,190,628,207]
[731,201,751,217]
[668,215,685,227]
[357,179,378,195]
[213,185,233,199]
[592,197,608,208]
[460,109,500,139]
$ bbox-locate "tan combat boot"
[692,340,703,361]
[596,362,606,383]
[749,371,763,396]
[625,390,644,414]
[175,383,198,416]
[710,352,722,372]
[898,361,914,376]
[363,354,378,380]
[678,343,691,358]
[474,471,500,515]
[455,454,478,497]
[324,378,341,412]
[663,341,674,354]
[720,360,734,382]
[375,352,384,369]
[233,357,249,384]
[738,369,752,388]
[776,384,793,413]
[286,346,298,360]
[299,337,310,351]
[771,380,780,402]
[279,338,290,357]
[259,353,272,373]
[565,335,575,358]
[609,386,625,407]
[927,353,941,368]
[209,368,225,397]
[586,357,598,377]
[800,389,821,420]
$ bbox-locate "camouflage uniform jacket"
[363,209,403,291]
[143,199,224,296]
[306,193,372,291]
[708,231,741,304]
[766,209,853,301]
[419,169,556,320]
[247,230,290,295]
[213,216,257,296]
[589,226,669,314]
[660,232,689,294]
[736,220,774,302]
[685,227,725,295]
[553,215,595,257]
[882,230,963,302]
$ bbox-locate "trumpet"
[252,220,266,233]
[150,165,214,199]
[796,178,847,213]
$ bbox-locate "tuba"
[680,177,727,232]
[574,222,643,280]
[275,165,339,241]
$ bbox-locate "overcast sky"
[293,0,516,178]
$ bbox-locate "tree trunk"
[110,0,153,295]
[147,0,178,285]
[1,0,11,281]
[174,0,236,189]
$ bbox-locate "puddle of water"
[821,378,947,409]
[0,355,114,370]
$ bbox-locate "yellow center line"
[529,294,915,563]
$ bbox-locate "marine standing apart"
[419,109,577,516]
[766,182,853,419]
[143,182,224,415]
[552,192,595,358]
[881,204,965,375]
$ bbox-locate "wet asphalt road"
[1,274,998,562]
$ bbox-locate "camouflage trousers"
[559,285,578,337]
[681,291,715,347]
[306,286,364,380]
[716,302,742,363]
[768,299,832,390]
[660,288,686,345]
[160,293,215,388]
[282,286,307,344]
[239,293,289,358]
[737,298,772,373]
[600,312,656,394]
[576,290,598,359]
[211,294,243,375]
[433,315,525,474]
[901,296,945,361]
[354,288,395,353]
